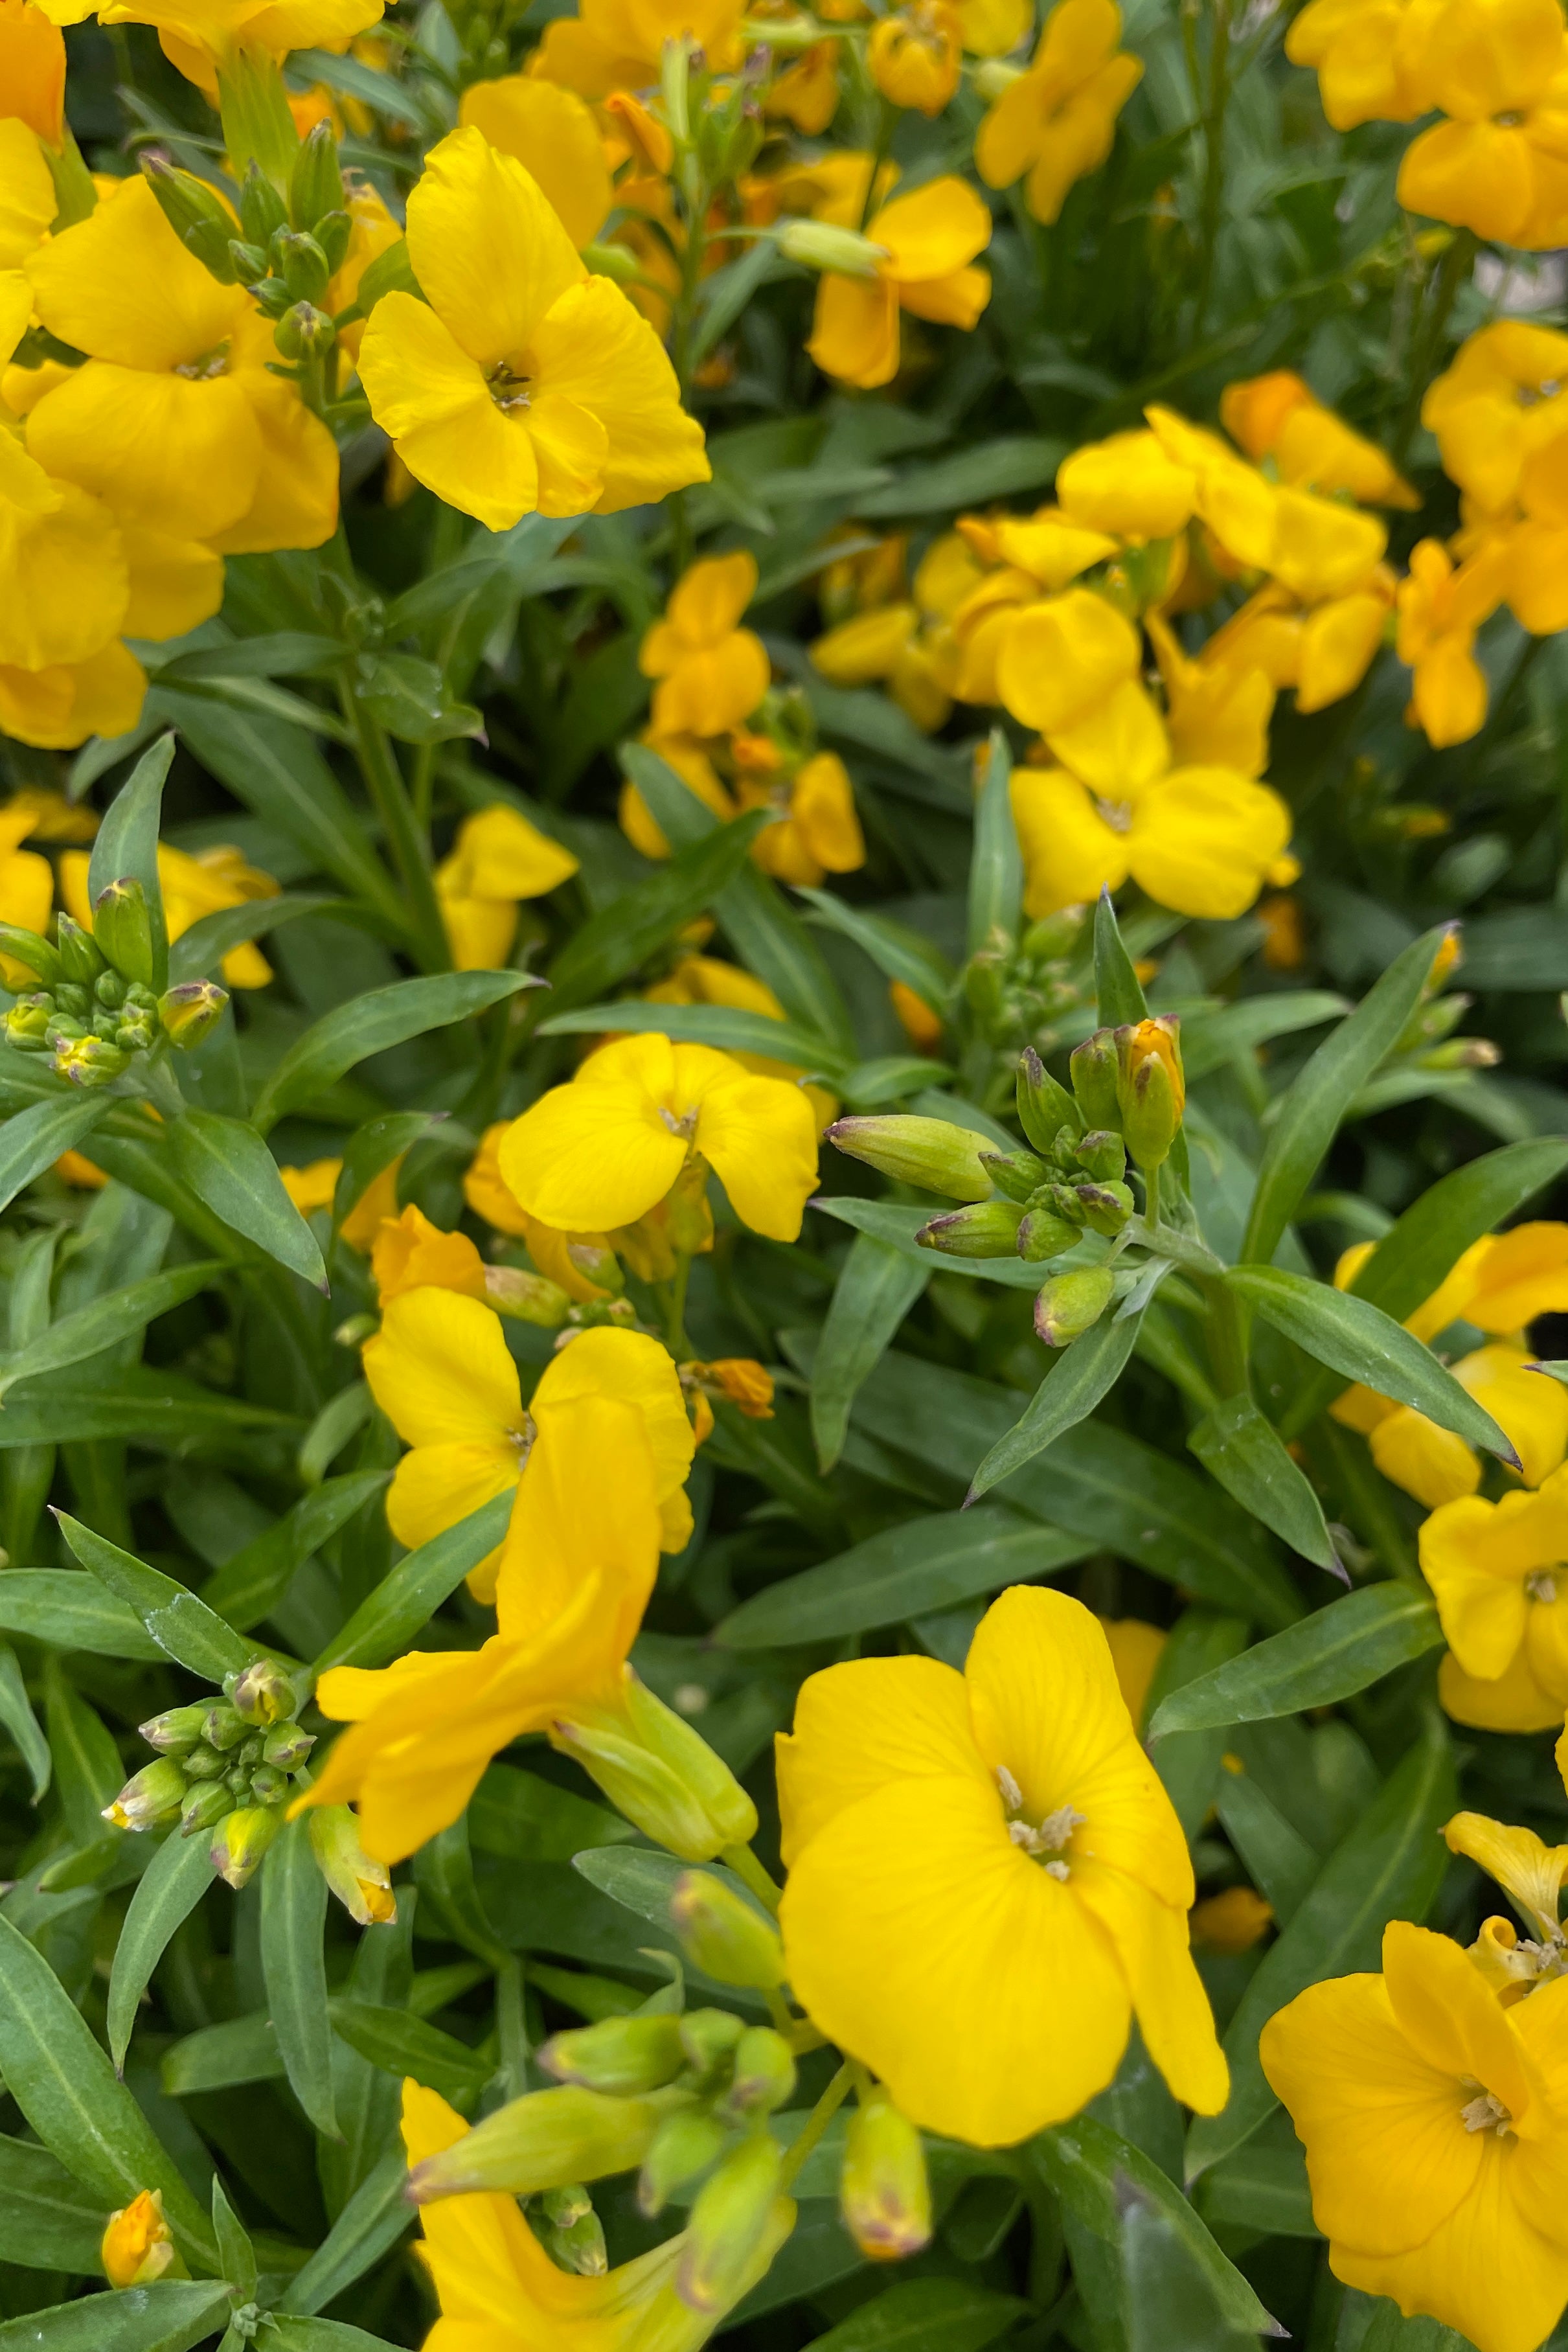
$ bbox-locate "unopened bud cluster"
[1,883,225,1088]
[1390,928,1498,1071]
[959,904,1089,1056]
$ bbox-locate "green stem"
[339,679,451,973]
[1203,1276,1249,1399]
[856,98,896,233]
[665,1249,692,1358]
[1391,229,1475,465]
[723,1842,782,1914]
[778,2061,853,2191]
[1142,1158,1161,1241]
[1191,0,1233,332]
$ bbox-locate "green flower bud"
[225,1768,252,1798]
[228,1658,295,1726]
[841,2090,931,2261]
[483,1266,571,1327]
[678,2132,787,2316]
[1021,906,1087,963]
[274,299,335,360]
[1034,1266,1116,1348]
[240,160,288,248]
[582,239,644,284]
[139,1703,212,1755]
[314,207,352,273]
[826,1114,992,1202]
[678,2007,747,2076]
[721,2027,796,2122]
[1016,1046,1082,1154]
[915,1200,1025,1259]
[1041,1182,1088,1227]
[537,2184,607,2277]
[307,1801,396,1924]
[566,1239,624,1294]
[228,237,268,284]
[1073,1128,1126,1183]
[6,995,54,1051]
[52,981,88,1020]
[95,969,128,1009]
[54,912,105,987]
[1075,1180,1133,1237]
[638,2110,729,2217]
[1016,1209,1078,1262]
[407,2086,675,2202]
[262,1722,315,1769]
[553,1674,757,1862]
[290,119,345,231]
[978,1148,1048,1204]
[777,216,884,276]
[201,1701,251,1752]
[210,1804,281,1889]
[539,2015,687,2096]
[180,1780,235,1835]
[103,1757,186,1831]
[54,1033,129,1086]
[141,156,238,282]
[248,1764,288,1805]
[181,1741,228,1782]
[158,980,227,1047]
[91,878,156,987]
[1114,1018,1184,1171]
[1069,1031,1122,1131]
[668,1872,786,1990]
[115,1010,156,1055]
[0,924,62,987]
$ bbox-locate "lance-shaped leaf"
[167,891,336,987]
[87,734,172,992]
[261,1813,338,2139]
[0,2284,233,2351]
[1188,1394,1341,1570]
[56,1513,256,1684]
[328,2000,492,2100]
[310,1487,514,1676]
[1223,1264,1519,1466]
[277,2147,411,2317]
[107,1829,219,2072]
[332,1110,446,1235]
[168,1113,326,1289]
[540,998,843,1074]
[0,1094,113,1218]
[795,885,953,1011]
[1120,2183,1269,2352]
[250,971,537,1134]
[1149,1584,1444,1738]
[201,1469,389,1633]
[810,1231,931,1473]
[0,1645,49,1799]
[1093,887,1150,1027]
[0,1261,225,1404]
[966,729,1021,954]
[967,1308,1144,1501]
[0,2134,109,2272]
[546,809,772,1014]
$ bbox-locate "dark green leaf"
[0,2285,231,2351]
[251,972,536,1134]
[0,1645,49,1799]
[168,1113,326,1288]
[1120,2184,1268,2352]
[332,1112,445,1235]
[795,887,953,1009]
[161,2013,284,2097]
[87,735,172,992]
[210,2175,256,2304]
[107,1829,216,2072]
[1144,1612,1250,1839]
[1181,992,1348,1082]
[1148,1585,1443,1737]
[1214,1773,1320,1924]
[0,2132,107,2272]
[202,1471,388,1633]
[261,1813,338,2139]
[277,2148,411,2316]
[1093,890,1150,1027]
[966,1307,1143,1501]
[0,1262,226,1403]
[328,2000,491,2098]
[539,998,843,1073]
[263,2320,403,2351]
[157,634,343,683]
[806,2280,1031,2352]
[856,435,1066,517]
[547,810,771,1013]
[1188,1395,1341,1570]
[810,1232,931,1472]
[310,1489,514,1675]
[0,1095,113,1218]
[56,1513,255,1684]
[966,730,1020,956]
[167,893,337,987]
[353,653,483,745]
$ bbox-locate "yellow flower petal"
[495,1389,660,1660]
[27,361,262,538]
[0,117,54,271]
[27,173,242,371]
[405,123,585,371]
[1012,763,1131,915]
[357,290,540,534]
[1072,1858,1228,2114]
[457,74,613,249]
[499,1033,690,1233]
[365,1288,525,1454]
[808,271,902,390]
[776,1653,984,1869]
[531,1323,694,1526]
[525,273,710,514]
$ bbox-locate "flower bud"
[228,1658,295,1725]
[828,1114,992,1201]
[240,159,288,246]
[115,1009,156,1055]
[1034,1266,1116,1348]
[582,1672,758,1860]
[229,236,268,283]
[158,979,227,1047]
[180,1780,235,1835]
[201,1700,251,1752]
[95,969,128,1010]
[102,2190,177,2290]
[538,2184,607,2276]
[1016,1208,1078,1262]
[141,156,238,282]
[1069,1031,1122,1131]
[1075,1182,1133,1237]
[6,995,54,1051]
[407,2086,674,2201]
[314,207,352,274]
[54,911,106,986]
[484,1265,570,1327]
[91,877,156,988]
[1041,1182,1088,1227]
[262,1722,315,1769]
[1422,1037,1502,1070]
[1021,907,1085,963]
[567,1239,625,1293]
[181,1741,227,1782]
[669,1869,786,1989]
[274,299,335,360]
[721,2027,796,2121]
[678,2006,746,2076]
[841,2090,931,2261]
[53,981,88,1020]
[248,1764,288,1805]
[210,1804,281,1889]
[1115,1018,1184,1170]
[103,1757,186,1831]
[639,2110,730,2216]
[665,1154,714,1255]
[978,1148,1048,1204]
[539,2014,687,2095]
[915,1201,1024,1259]
[777,217,885,277]
[290,118,344,231]
[582,238,644,284]
[678,2132,786,2316]
[139,1703,211,1755]
[307,1802,396,1924]
[1073,1128,1126,1183]
[0,924,62,987]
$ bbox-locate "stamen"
[1460,2088,1512,2136]
[996,1765,1023,1811]
[659,1105,699,1139]
[1527,1571,1559,1605]
[514,1410,537,1467]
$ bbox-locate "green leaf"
[1214,1773,1320,1925]
[1144,1611,1250,1839]
[87,735,172,993]
[1240,929,1445,1266]
[795,887,953,1010]
[106,1829,216,2073]
[0,1645,49,1799]
[1225,1264,1517,1465]
[1148,1585,1444,1738]
[856,434,1066,518]
[168,1113,326,1289]
[412,1817,508,1968]
[546,808,773,1014]
[1032,2114,1280,2338]
[0,1095,113,1218]
[0,1911,218,2267]
[56,1514,256,1684]
[157,633,343,685]
[1185,1716,1455,2180]
[352,652,483,746]
[0,1262,226,1404]
[261,1812,338,2140]
[1283,1136,1568,1436]
[810,1232,930,1472]
[328,2000,492,2099]
[262,2320,403,2351]
[1093,889,1150,1027]
[211,2175,256,2305]
[201,1470,389,1633]
[539,998,843,1073]
[717,1507,1092,1649]
[0,2285,233,2351]
[161,2013,284,2097]
[806,2280,1031,2352]
[966,1308,1143,1501]
[0,2132,108,2272]
[810,1197,1046,1288]
[1120,2183,1268,2352]
[0,1371,296,1452]
[573,1846,766,1945]
[167,893,337,987]
[1181,992,1348,1082]
[966,731,1020,955]
[332,1112,444,1235]
[277,2147,410,2316]
[1188,1395,1341,1570]
[310,1488,514,1676]
[44,1660,124,1843]
[250,971,536,1135]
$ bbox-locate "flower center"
[659,1104,699,1139]
[1495,109,1525,127]
[1093,797,1135,834]
[997,1766,1084,1880]
[174,341,231,382]
[1459,2083,1514,2136]
[1527,1571,1559,1605]
[514,1409,537,1466]
[488,361,534,413]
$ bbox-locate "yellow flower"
[766,38,841,131]
[806,174,992,393]
[1009,678,1294,920]
[1146,611,1275,777]
[1202,571,1397,718]
[370,1202,490,1307]
[1445,1809,1568,1957]
[1396,0,1568,249]
[640,552,771,739]
[810,531,976,730]
[975,0,1142,223]
[736,746,866,888]
[401,2079,793,2346]
[457,74,613,249]
[1424,321,1568,517]
[435,803,579,970]
[619,733,738,860]
[498,1033,819,1244]
[33,0,383,98]
[357,128,709,532]
[529,0,745,98]
[646,953,838,1128]
[777,1586,1228,2146]
[1096,1615,1166,1732]
[0,0,65,143]
[1420,1461,1568,1731]
[1284,0,1439,129]
[1396,536,1509,748]
[101,2190,176,2290]
[279,1156,398,1248]
[0,792,74,982]
[1220,370,1420,509]
[362,1294,695,1597]
[1261,1920,1568,2352]
[61,839,278,988]
[869,0,962,113]
[1191,1886,1273,1954]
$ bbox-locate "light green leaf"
[795,887,953,1010]
[263,2320,404,2351]
[0,1262,225,1404]
[56,1514,256,1684]
[0,1095,113,1218]
[310,1488,514,1676]
[1188,1395,1341,1570]
[251,972,536,1136]
[161,2013,284,2098]
[810,1232,930,1472]
[168,1113,326,1288]
[210,2175,255,2304]
[966,730,1020,955]
[107,1830,217,2072]
[1148,1586,1443,1738]
[0,1645,49,1799]
[1181,992,1348,1082]
[166,893,337,987]
[546,811,773,1014]
[966,1308,1143,1501]
[87,735,172,992]
[1092,889,1150,1027]
[261,1813,338,2140]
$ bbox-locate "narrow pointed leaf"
[1188,1395,1341,1569]
[107,1829,218,2072]
[251,971,537,1134]
[1149,1585,1444,1737]
[310,1487,514,1676]
[87,733,172,991]
[810,1232,930,1472]
[261,1812,339,2138]
[56,1513,256,1682]
[0,1645,49,1799]
[0,1262,225,1402]
[0,1095,112,1218]
[967,1308,1143,1501]
[168,1113,326,1287]
[966,729,1020,954]
[0,2284,232,2351]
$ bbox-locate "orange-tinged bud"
[841,2089,931,2261]
[1190,1886,1274,1955]
[307,1803,396,1926]
[1115,1017,1184,1170]
[102,2191,176,2289]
